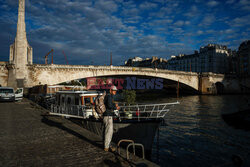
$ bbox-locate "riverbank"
[0,99,158,167]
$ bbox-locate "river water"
[147,95,250,167]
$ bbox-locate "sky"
[0,0,249,65]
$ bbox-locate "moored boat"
[49,90,179,157]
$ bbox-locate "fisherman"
[103,85,120,152]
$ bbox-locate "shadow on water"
[222,109,250,131]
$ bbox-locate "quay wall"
[0,62,8,87]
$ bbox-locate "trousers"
[103,116,113,149]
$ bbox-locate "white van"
[0,87,23,102]
[15,88,23,101]
[0,87,15,102]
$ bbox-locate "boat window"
[84,97,91,105]
[75,97,79,105]
[62,96,65,104]
[67,97,71,104]
[57,94,61,105]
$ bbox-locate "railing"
[50,104,94,119]
[50,101,180,120]
[118,102,180,120]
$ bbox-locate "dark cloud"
[0,0,249,65]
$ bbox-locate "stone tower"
[8,0,33,88]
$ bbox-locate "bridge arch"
[26,64,199,90]
[54,74,198,93]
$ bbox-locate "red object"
[62,50,69,64]
[136,110,140,116]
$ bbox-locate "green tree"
[122,90,136,105]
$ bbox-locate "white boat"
[49,90,179,158]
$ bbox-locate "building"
[125,56,168,68]
[124,57,143,66]
[238,40,250,76]
[227,49,238,74]
[166,51,199,72]
[124,43,240,74]
[198,44,230,73]
[166,44,233,74]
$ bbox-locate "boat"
[49,90,179,157]
[222,109,250,131]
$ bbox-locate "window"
[0,89,14,93]
[84,97,91,105]
[75,97,79,105]
[61,96,65,103]
[57,95,61,105]
[67,97,71,104]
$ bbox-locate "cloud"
[207,1,219,7]
[198,15,216,27]
[197,30,203,35]
[139,2,158,10]
[184,5,199,17]
[0,0,249,65]
[226,0,235,4]
[231,15,250,27]
[238,0,250,11]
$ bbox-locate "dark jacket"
[103,93,116,116]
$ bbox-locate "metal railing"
[50,104,94,119]
[118,102,179,120]
[50,101,179,120]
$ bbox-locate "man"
[103,85,120,152]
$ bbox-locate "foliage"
[122,90,136,105]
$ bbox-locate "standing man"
[103,85,120,152]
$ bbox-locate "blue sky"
[0,0,249,65]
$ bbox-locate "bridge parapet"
[29,64,198,76]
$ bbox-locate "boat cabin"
[52,90,104,118]
[55,90,102,107]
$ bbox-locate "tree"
[122,90,136,105]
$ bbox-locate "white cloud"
[199,15,216,27]
[0,0,249,65]
[174,20,185,27]
[238,0,250,11]
[139,2,158,10]
[232,15,250,27]
[207,1,219,7]
[184,5,199,17]
[197,30,203,35]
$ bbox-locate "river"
[146,95,250,167]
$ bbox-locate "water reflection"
[147,95,250,167]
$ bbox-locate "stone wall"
[200,73,242,94]
[0,62,9,87]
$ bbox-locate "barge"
[49,90,179,157]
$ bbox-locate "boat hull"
[72,118,161,158]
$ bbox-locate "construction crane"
[62,50,69,65]
[45,49,54,64]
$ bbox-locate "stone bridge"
[1,62,238,94]
[26,64,200,89]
